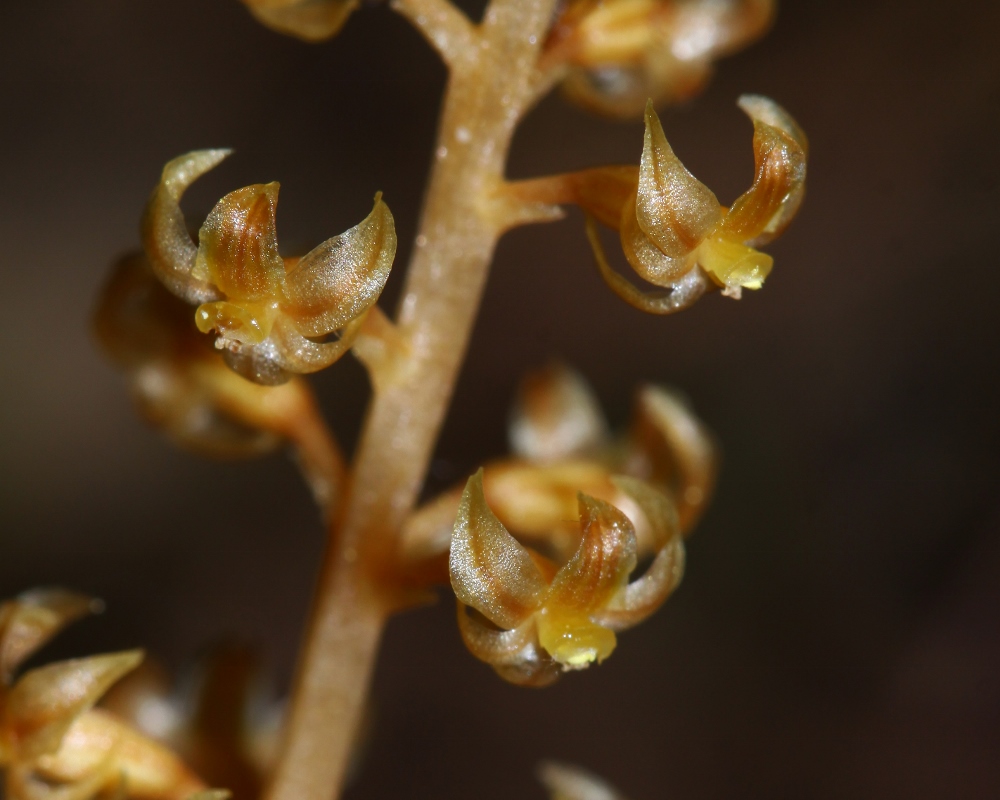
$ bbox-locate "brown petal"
[449,470,547,630]
[195,184,285,302]
[0,591,100,685]
[620,193,698,285]
[281,194,396,337]
[6,651,143,760]
[720,95,807,246]
[508,364,609,463]
[546,495,637,615]
[635,101,722,258]
[142,151,231,305]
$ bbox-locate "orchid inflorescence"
[8,0,808,797]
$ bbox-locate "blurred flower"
[540,762,630,800]
[0,590,204,800]
[143,150,396,385]
[548,0,774,117]
[94,255,345,510]
[239,0,359,42]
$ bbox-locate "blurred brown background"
[1,0,999,797]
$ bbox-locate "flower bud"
[240,0,359,42]
[539,762,629,800]
[508,364,609,463]
[551,0,774,118]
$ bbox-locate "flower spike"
[450,470,548,630]
[240,0,359,42]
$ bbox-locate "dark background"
[1,1,999,797]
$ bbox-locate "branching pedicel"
[3,0,807,798]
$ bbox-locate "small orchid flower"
[143,150,396,385]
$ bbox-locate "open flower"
[239,0,359,42]
[582,95,806,311]
[547,0,774,117]
[0,590,205,800]
[143,150,396,385]
[450,469,683,686]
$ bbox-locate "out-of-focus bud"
[586,96,806,312]
[548,0,774,118]
[0,591,100,686]
[142,151,396,385]
[449,470,682,685]
[624,385,716,534]
[539,762,630,800]
[240,0,359,42]
[95,255,345,510]
[508,364,609,463]
[0,591,206,800]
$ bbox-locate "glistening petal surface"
[450,470,547,629]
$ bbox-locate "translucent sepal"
[721,94,808,246]
[281,194,396,337]
[632,101,722,260]
[450,470,548,630]
[142,150,231,305]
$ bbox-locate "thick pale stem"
[264,1,561,799]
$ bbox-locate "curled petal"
[597,480,684,631]
[634,101,722,259]
[539,762,629,800]
[509,364,609,463]
[6,651,144,760]
[629,386,717,534]
[241,0,359,42]
[0,591,101,685]
[35,709,205,800]
[588,216,709,315]
[538,495,637,667]
[547,495,637,614]
[194,183,285,303]
[449,470,548,630]
[721,95,808,246]
[142,150,231,305]
[455,605,559,687]
[281,194,396,337]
